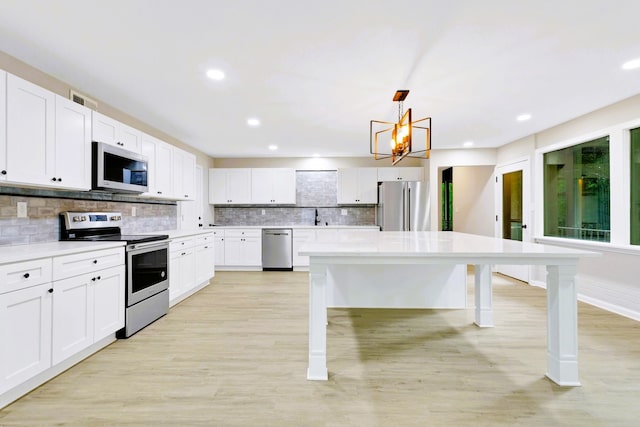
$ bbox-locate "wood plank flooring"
[1,270,640,426]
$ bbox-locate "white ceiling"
[1,0,640,158]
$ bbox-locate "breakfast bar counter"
[299,231,599,386]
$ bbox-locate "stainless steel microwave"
[92,141,149,194]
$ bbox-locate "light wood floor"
[1,270,640,426]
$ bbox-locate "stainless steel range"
[60,211,170,338]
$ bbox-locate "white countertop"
[154,229,217,239]
[0,241,126,265]
[206,225,380,230]
[299,230,600,260]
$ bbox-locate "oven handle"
[127,240,169,252]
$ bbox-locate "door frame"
[495,157,531,282]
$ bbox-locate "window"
[543,136,610,242]
[631,128,640,245]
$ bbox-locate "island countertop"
[299,230,600,261]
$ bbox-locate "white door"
[54,96,92,190]
[495,159,531,282]
[52,274,94,365]
[0,283,52,394]
[93,266,125,341]
[214,235,225,266]
[6,74,55,186]
[271,168,296,203]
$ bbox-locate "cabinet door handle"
[23,272,30,279]
[93,260,98,264]
[48,288,54,293]
[1,170,6,175]
[97,276,101,280]
[92,277,96,282]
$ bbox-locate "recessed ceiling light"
[206,69,225,80]
[517,114,532,122]
[622,58,640,70]
[247,118,260,127]
[268,145,278,151]
[463,141,474,148]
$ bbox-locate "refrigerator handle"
[406,186,411,231]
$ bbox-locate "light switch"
[132,207,137,217]
[341,209,348,216]
[261,209,266,215]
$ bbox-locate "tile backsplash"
[0,195,176,246]
[213,170,377,227]
[213,206,375,226]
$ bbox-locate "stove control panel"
[61,212,123,230]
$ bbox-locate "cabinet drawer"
[53,247,124,281]
[0,258,52,294]
[170,237,195,252]
[195,233,215,246]
[225,229,261,238]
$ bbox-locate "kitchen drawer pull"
[93,260,98,264]
[23,272,30,279]
[48,288,53,293]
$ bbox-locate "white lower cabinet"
[51,265,124,365]
[223,229,261,267]
[195,233,215,285]
[0,246,125,404]
[169,232,215,305]
[169,238,196,302]
[213,230,225,266]
[293,228,315,267]
[0,282,52,395]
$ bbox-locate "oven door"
[126,241,169,306]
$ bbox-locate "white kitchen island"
[299,231,599,386]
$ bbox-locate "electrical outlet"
[261,209,266,215]
[341,209,348,216]
[132,206,137,217]
[17,202,28,218]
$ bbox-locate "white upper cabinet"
[377,167,424,182]
[337,167,378,204]
[140,134,158,196]
[172,147,196,200]
[5,73,56,187]
[4,74,91,190]
[92,111,141,153]
[155,141,174,198]
[209,168,252,204]
[0,70,6,181]
[140,133,174,198]
[54,96,92,190]
[251,168,296,204]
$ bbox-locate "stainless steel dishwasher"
[262,228,293,271]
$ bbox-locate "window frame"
[534,118,638,252]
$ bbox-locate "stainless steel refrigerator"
[377,181,430,231]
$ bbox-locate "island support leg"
[307,261,328,380]
[474,264,494,327]
[545,264,580,386]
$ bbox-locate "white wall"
[498,94,640,320]
[428,149,497,232]
[452,166,495,237]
